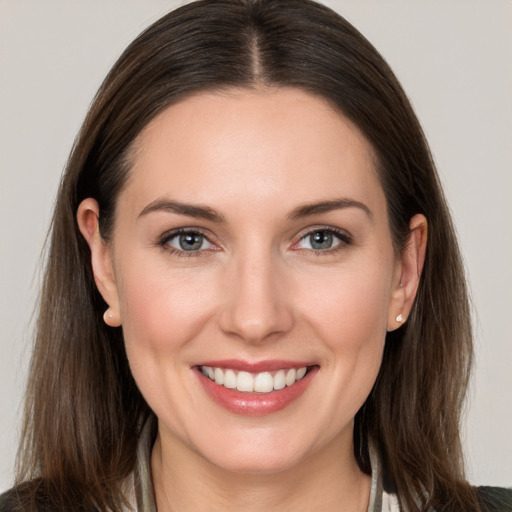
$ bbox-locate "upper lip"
[196,359,316,372]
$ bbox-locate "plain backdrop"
[0,0,511,492]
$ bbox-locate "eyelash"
[294,226,352,255]
[157,226,352,258]
[158,228,215,258]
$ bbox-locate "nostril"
[218,307,293,344]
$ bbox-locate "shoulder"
[476,486,512,512]
[0,487,21,512]
[0,482,53,512]
[0,487,23,512]
[0,481,99,512]
[379,486,512,512]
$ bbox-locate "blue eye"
[165,231,212,252]
[297,229,346,251]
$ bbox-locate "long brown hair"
[14,0,478,510]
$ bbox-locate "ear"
[387,214,427,331]
[77,198,121,327]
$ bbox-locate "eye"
[164,230,213,252]
[295,228,348,251]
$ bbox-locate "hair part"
[16,1,478,510]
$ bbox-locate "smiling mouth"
[199,365,312,393]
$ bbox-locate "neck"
[151,427,371,512]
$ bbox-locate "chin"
[190,424,325,476]
[205,447,305,476]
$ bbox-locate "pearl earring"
[103,308,114,324]
[396,314,404,323]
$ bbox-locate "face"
[83,88,412,475]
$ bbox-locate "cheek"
[294,259,392,402]
[115,256,218,355]
[296,262,393,345]
[113,257,222,426]
[325,287,389,408]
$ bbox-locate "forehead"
[123,87,384,217]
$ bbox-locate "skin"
[78,88,427,512]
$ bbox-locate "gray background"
[1,0,511,491]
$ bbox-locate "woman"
[1,0,510,510]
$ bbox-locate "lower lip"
[196,366,318,416]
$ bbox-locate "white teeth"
[237,371,254,392]
[200,365,309,393]
[214,367,224,385]
[296,367,307,380]
[285,368,296,386]
[254,372,274,393]
[273,370,286,390]
[223,369,237,389]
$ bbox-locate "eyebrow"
[138,199,225,223]
[138,197,372,223]
[287,198,373,221]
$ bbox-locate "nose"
[218,251,294,344]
